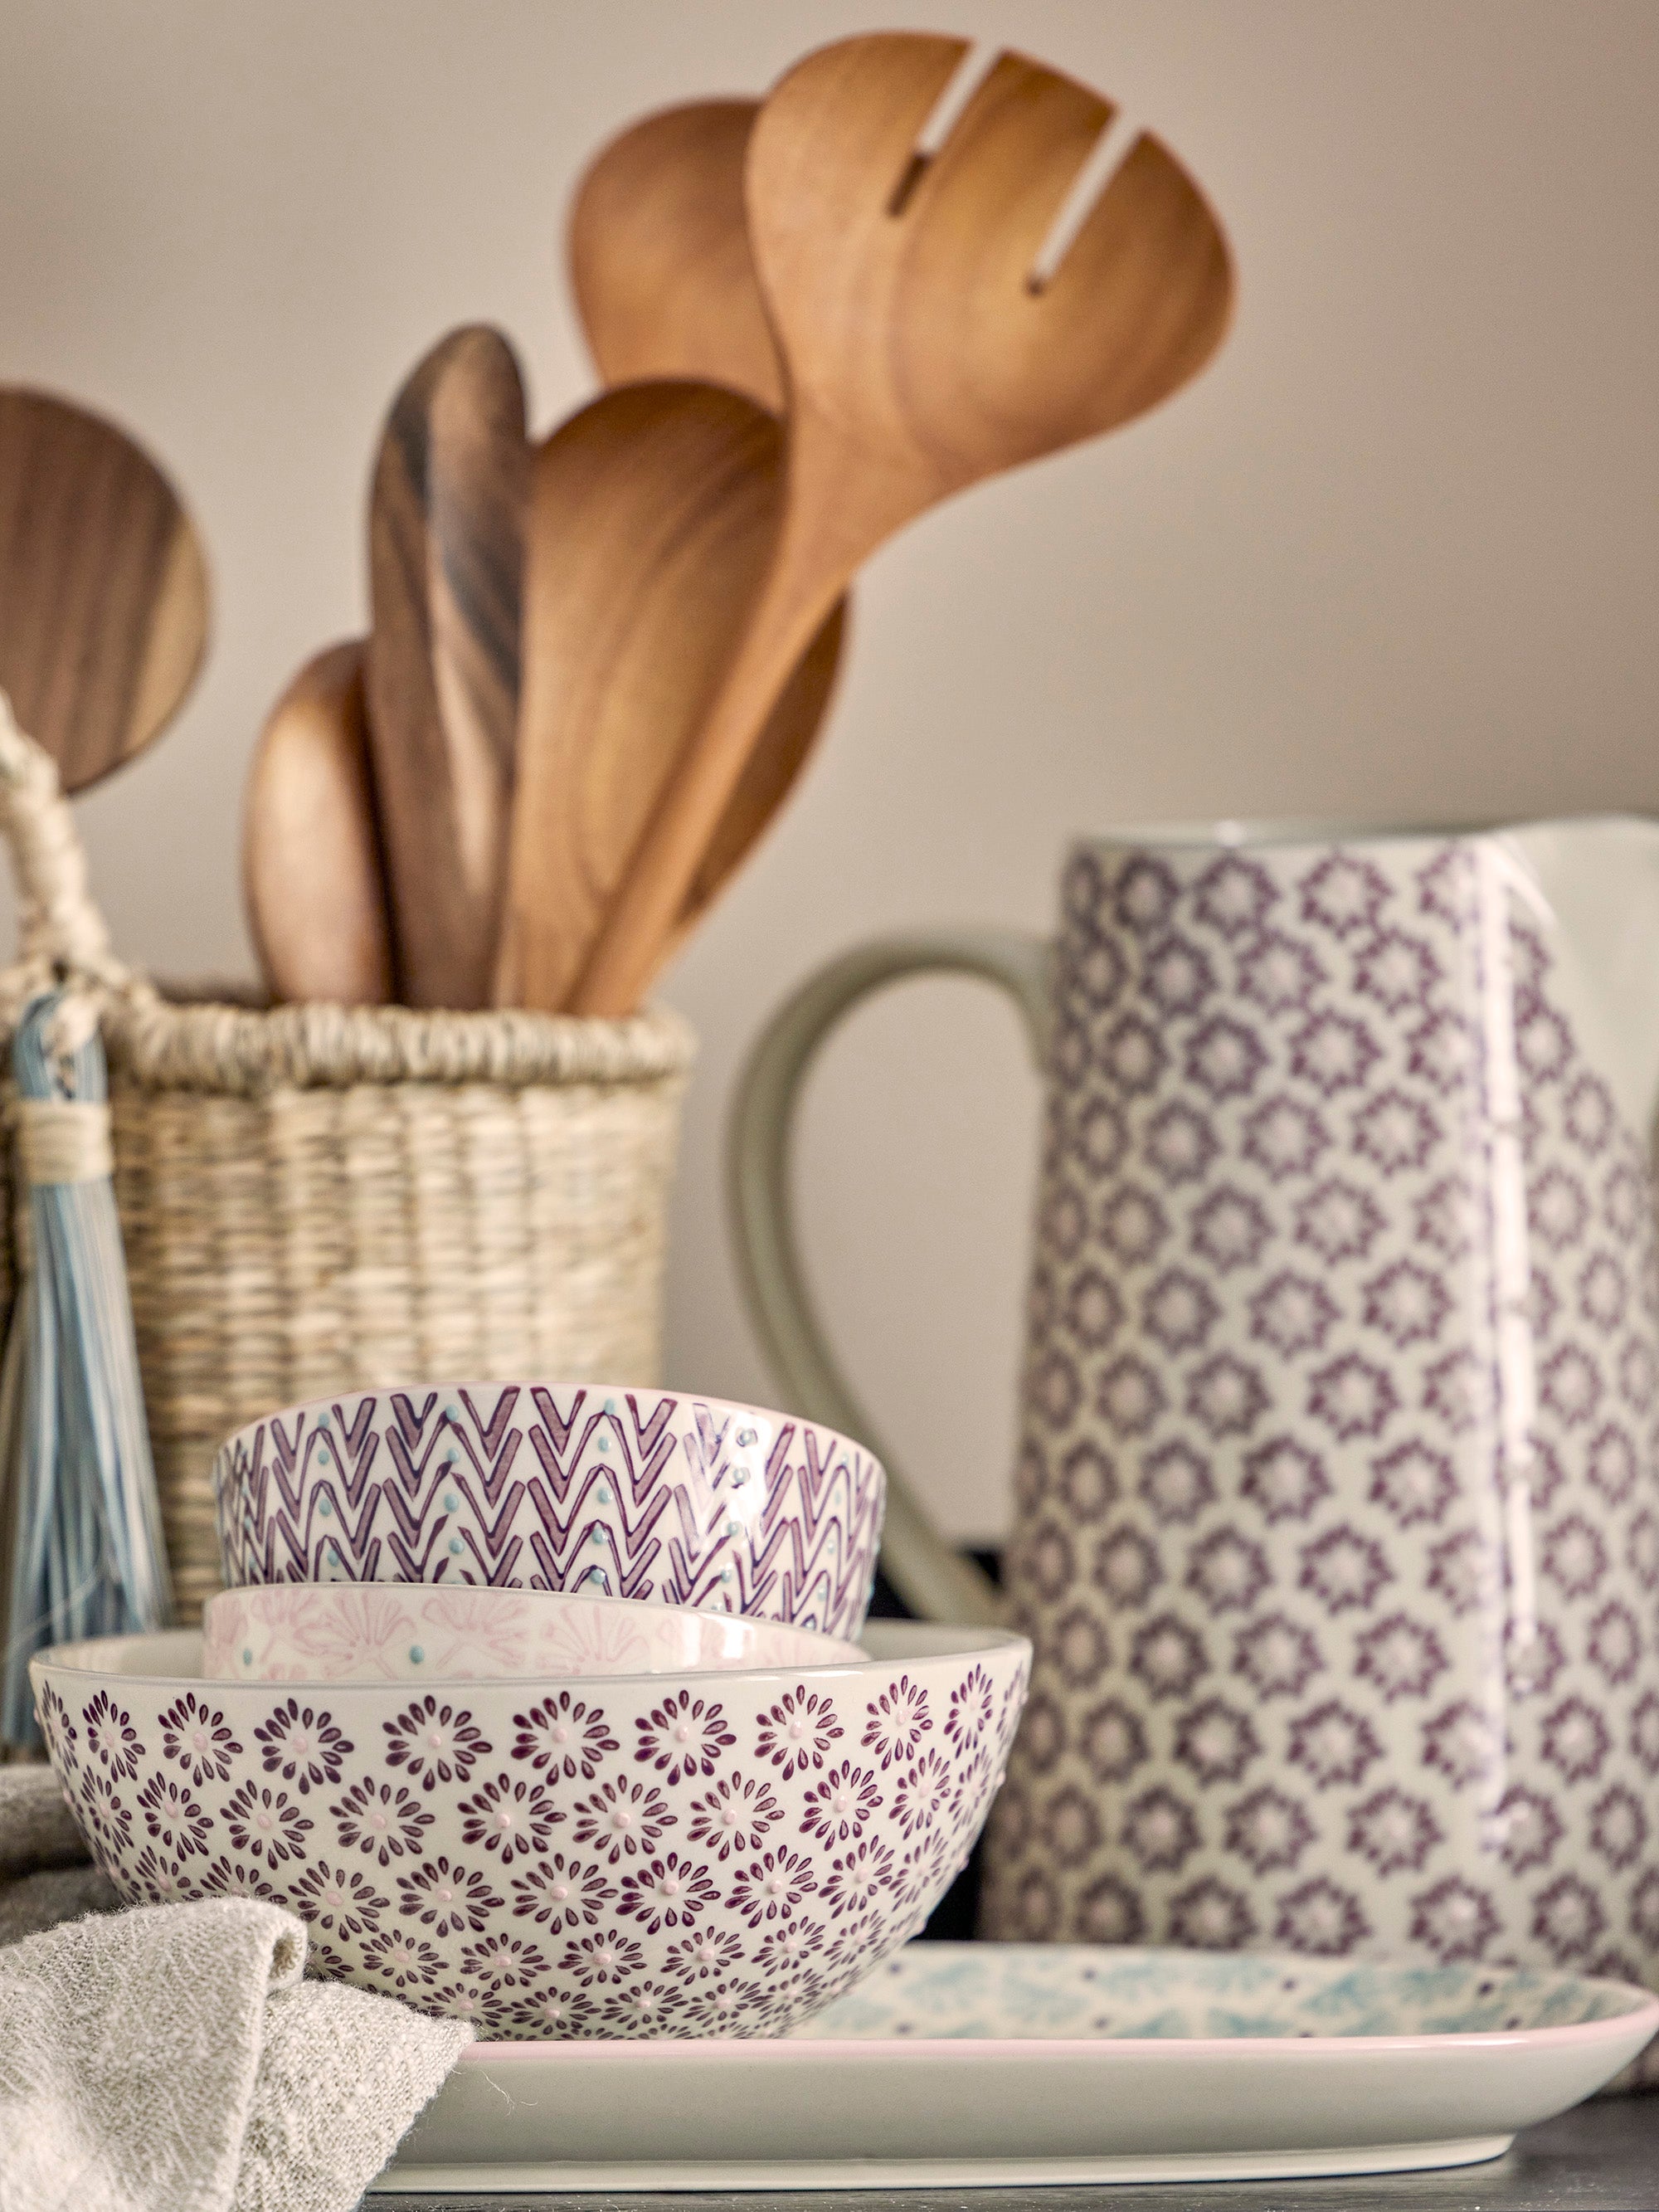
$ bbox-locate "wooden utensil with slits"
[0,387,208,790]
[568,33,1234,1015]
[494,382,844,1011]
[244,639,395,1006]
[552,100,849,988]
[367,326,528,1008]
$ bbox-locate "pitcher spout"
[1499,816,1659,1146]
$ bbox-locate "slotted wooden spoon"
[367,326,528,1008]
[244,638,395,1006]
[569,33,1233,1015]
[494,381,844,1011]
[0,387,208,790]
[564,98,849,982]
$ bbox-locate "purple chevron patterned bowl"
[212,1384,886,1644]
[32,1622,1029,2040]
[202,1583,863,1683]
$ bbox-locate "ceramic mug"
[731,821,1659,2007]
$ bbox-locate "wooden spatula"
[567,99,848,975]
[568,34,1233,1015]
[495,380,844,1011]
[0,387,208,790]
[243,639,395,1006]
[367,327,528,1009]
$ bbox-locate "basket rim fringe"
[96,994,696,1096]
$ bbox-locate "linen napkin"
[0,1761,121,1943]
[0,1898,470,2212]
[0,1862,118,1945]
[0,1760,92,1878]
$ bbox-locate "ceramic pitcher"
[731,820,1659,1994]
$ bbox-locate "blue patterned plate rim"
[456,1942,1659,2059]
[786,1942,1659,2049]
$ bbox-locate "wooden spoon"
[495,380,844,1011]
[568,98,848,972]
[243,639,395,1006]
[569,34,1233,1015]
[571,99,784,411]
[367,326,528,1009]
[0,387,208,791]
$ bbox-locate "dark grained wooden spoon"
[0,387,208,790]
[367,326,528,1008]
[244,639,395,1006]
[570,34,1233,1014]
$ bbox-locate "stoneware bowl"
[212,1382,885,1644]
[202,1583,864,1684]
[32,1621,1029,2040]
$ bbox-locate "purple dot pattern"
[36,1637,1029,2041]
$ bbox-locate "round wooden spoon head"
[367,325,528,1009]
[244,639,394,1006]
[570,99,784,412]
[0,386,208,790]
[496,380,844,1012]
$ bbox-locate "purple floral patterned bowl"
[212,1383,885,1645]
[202,1583,863,1684]
[32,1622,1029,2040]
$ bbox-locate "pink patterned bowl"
[212,1383,885,1644]
[32,1622,1029,2041]
[202,1583,863,1683]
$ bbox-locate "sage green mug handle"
[727,929,1053,1627]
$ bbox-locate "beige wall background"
[2,2,1656,1541]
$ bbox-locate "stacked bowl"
[31,1382,1029,2039]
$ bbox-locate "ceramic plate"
[375,1940,1659,2191]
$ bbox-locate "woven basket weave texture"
[0,714,693,1621]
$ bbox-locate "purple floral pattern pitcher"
[732,819,1659,2031]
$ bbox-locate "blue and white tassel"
[0,704,173,1747]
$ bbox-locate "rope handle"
[0,689,158,1065]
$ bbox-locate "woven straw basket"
[0,706,694,1620]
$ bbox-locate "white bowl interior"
[201,1583,863,1683]
[36,1619,1014,1684]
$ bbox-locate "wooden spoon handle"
[671,597,846,945]
[564,574,817,1012]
